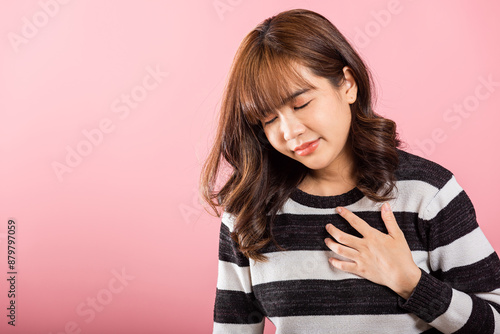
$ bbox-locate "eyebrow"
[282,88,311,105]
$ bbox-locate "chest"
[249,211,430,317]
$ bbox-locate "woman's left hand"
[324,202,421,299]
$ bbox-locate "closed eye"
[264,117,276,125]
[264,100,312,125]
[294,100,311,110]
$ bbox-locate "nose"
[281,112,305,141]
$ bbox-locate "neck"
[299,147,357,197]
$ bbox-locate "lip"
[293,139,320,156]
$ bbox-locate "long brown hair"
[200,9,401,261]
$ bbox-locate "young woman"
[200,8,500,333]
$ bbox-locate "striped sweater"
[213,150,500,333]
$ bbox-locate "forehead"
[239,60,317,124]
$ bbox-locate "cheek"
[342,107,352,127]
[265,130,289,153]
[345,107,353,129]
[324,105,352,132]
[264,129,279,144]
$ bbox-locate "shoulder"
[221,210,237,232]
[395,149,454,189]
[394,149,470,221]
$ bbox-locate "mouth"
[293,139,320,156]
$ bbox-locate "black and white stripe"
[213,150,500,333]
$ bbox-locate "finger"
[381,202,402,237]
[325,223,361,247]
[336,206,373,237]
[329,257,357,273]
[324,238,359,259]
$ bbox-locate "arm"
[324,175,500,333]
[213,211,265,334]
[398,175,500,333]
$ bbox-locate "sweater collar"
[289,186,365,209]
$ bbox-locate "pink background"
[1,1,499,333]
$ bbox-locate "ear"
[342,66,358,104]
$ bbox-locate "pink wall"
[1,1,499,333]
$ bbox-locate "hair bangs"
[238,48,315,125]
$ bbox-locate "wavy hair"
[200,9,401,261]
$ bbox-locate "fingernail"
[336,207,343,214]
[382,202,390,213]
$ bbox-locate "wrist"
[393,265,421,300]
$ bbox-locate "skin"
[261,64,421,300]
[261,64,357,196]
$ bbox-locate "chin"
[300,160,331,170]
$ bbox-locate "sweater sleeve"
[398,175,500,333]
[213,211,265,334]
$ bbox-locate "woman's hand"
[324,202,421,299]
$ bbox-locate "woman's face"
[261,64,357,173]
